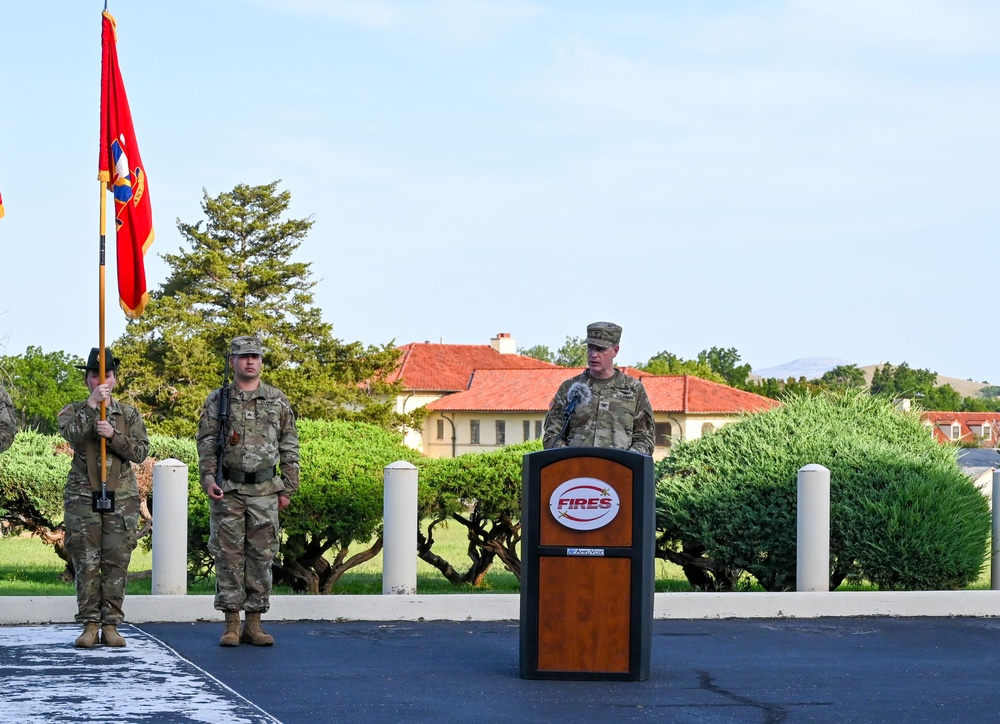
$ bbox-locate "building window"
[984,424,992,441]
[496,420,506,446]
[701,423,715,436]
[470,420,480,445]
[436,419,444,440]
[535,421,542,439]
[655,422,672,448]
[523,420,530,441]
[950,424,961,441]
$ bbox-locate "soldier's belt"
[222,465,278,485]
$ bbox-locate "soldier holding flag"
[56,6,156,649]
[58,348,149,648]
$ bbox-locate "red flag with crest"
[98,11,153,318]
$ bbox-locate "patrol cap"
[75,347,120,372]
[231,336,264,356]
[585,322,622,349]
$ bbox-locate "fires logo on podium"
[549,477,621,531]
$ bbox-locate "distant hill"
[752,358,854,381]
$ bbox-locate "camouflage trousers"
[63,494,140,625]
[209,491,280,613]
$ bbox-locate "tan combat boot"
[241,611,274,646]
[101,625,126,648]
[219,610,241,647]
[74,622,100,648]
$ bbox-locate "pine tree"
[114,181,405,436]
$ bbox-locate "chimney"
[490,332,516,355]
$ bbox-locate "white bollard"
[993,470,1000,591]
[152,458,189,595]
[797,464,830,592]
[383,461,418,595]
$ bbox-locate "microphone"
[557,381,592,444]
[565,381,592,416]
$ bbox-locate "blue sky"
[2,1,998,383]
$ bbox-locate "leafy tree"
[870,362,969,411]
[819,364,866,391]
[697,347,752,388]
[924,384,962,412]
[870,362,938,400]
[656,391,989,591]
[977,385,1000,399]
[748,376,817,400]
[961,396,1000,413]
[0,347,88,434]
[555,336,587,367]
[114,181,408,436]
[637,351,725,383]
[518,345,555,364]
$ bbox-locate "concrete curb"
[3,590,1000,624]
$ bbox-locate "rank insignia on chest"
[230,431,240,445]
[599,400,610,412]
[246,410,256,420]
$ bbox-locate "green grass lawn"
[2,528,990,596]
[0,524,695,596]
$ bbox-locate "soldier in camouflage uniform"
[543,322,654,455]
[197,336,299,647]
[58,348,149,648]
[0,384,15,454]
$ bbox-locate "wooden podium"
[519,447,654,681]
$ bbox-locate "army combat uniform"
[58,396,149,626]
[196,378,299,615]
[543,369,655,455]
[0,384,15,453]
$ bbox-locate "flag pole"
[99,180,108,488]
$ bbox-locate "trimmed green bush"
[277,419,424,592]
[0,431,68,534]
[656,391,990,591]
[419,439,542,585]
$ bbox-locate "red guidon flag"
[0,191,5,219]
[98,11,153,318]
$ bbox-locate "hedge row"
[2,395,990,592]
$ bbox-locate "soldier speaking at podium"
[542,321,654,455]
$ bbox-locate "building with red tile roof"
[387,333,559,450]
[392,341,779,458]
[920,411,1000,447]
[388,333,557,393]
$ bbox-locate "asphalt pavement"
[4,617,998,723]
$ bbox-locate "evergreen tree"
[114,181,406,436]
